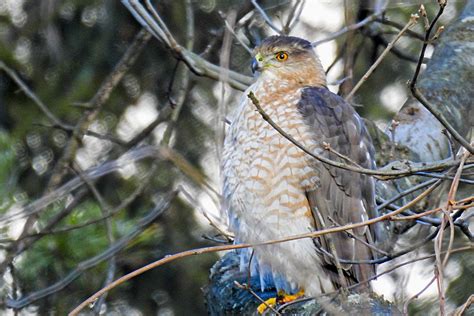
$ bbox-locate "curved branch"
[122,0,253,91]
[6,191,177,310]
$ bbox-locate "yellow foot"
[257,289,305,314]
[257,297,277,314]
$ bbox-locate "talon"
[257,289,305,314]
[279,289,305,303]
[257,297,277,314]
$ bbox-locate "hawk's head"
[251,35,326,86]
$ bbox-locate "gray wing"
[297,87,382,286]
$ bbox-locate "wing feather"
[297,86,381,286]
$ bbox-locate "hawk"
[222,36,382,298]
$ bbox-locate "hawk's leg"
[257,289,305,314]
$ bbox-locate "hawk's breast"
[223,81,321,234]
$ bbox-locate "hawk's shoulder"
[297,86,375,169]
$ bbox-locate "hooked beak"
[251,58,260,74]
[251,53,264,74]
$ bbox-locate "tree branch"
[6,191,177,310]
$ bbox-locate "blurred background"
[0,0,470,315]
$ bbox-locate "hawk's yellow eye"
[275,51,288,61]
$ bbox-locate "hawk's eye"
[275,51,288,62]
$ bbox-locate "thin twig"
[315,226,439,265]
[411,88,474,154]
[375,17,425,41]
[403,276,437,314]
[216,9,237,166]
[327,216,389,256]
[408,2,474,155]
[345,14,419,101]
[126,105,173,149]
[390,197,473,221]
[434,150,469,315]
[415,171,474,184]
[372,34,424,63]
[122,0,252,91]
[326,41,347,74]
[47,124,126,146]
[0,61,67,129]
[251,0,282,34]
[322,142,363,168]
[6,191,177,310]
[452,294,473,316]
[283,0,305,34]
[289,0,306,32]
[178,186,231,242]
[234,281,281,315]
[23,165,157,237]
[161,0,195,146]
[221,14,252,54]
[312,11,383,47]
[71,164,116,313]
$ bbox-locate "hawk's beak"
[251,53,264,74]
[251,57,260,74]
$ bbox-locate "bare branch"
[47,28,152,192]
[6,191,177,310]
[285,0,305,34]
[0,146,160,225]
[375,17,425,41]
[0,61,67,129]
[403,276,437,314]
[251,0,282,34]
[346,14,419,101]
[312,11,383,47]
[23,165,157,237]
[70,164,116,313]
[122,0,252,91]
[390,196,473,221]
[161,0,195,146]
[234,281,282,315]
[452,294,473,316]
[408,1,474,155]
